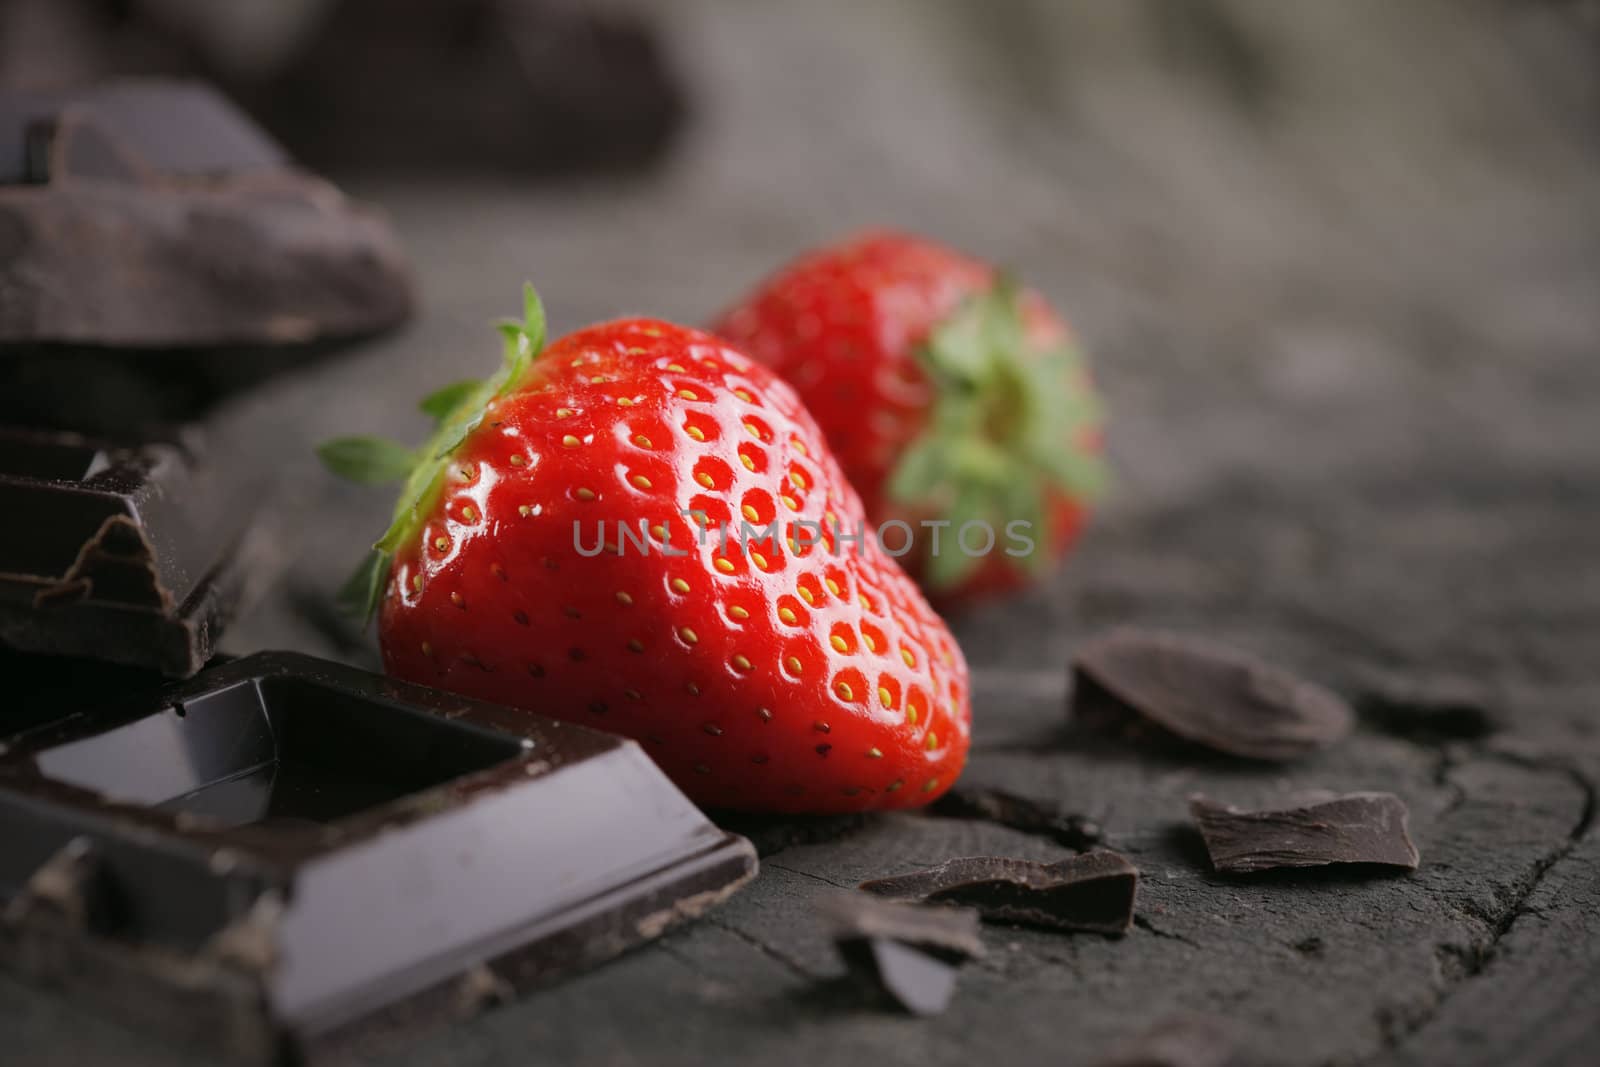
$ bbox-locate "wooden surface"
[3,2,1598,1064]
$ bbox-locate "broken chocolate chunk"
[0,425,271,677]
[0,651,757,1062]
[0,79,411,348]
[818,894,982,1016]
[1190,793,1420,873]
[1071,628,1353,760]
[930,784,1104,850]
[860,851,1138,934]
[817,893,985,961]
[1,81,285,184]
[840,940,957,1017]
[1354,672,1499,743]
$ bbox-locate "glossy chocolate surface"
[0,651,757,1062]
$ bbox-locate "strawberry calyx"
[317,283,548,622]
[886,278,1105,589]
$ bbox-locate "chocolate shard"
[930,784,1104,850]
[819,894,982,1016]
[1190,793,1421,873]
[0,79,411,347]
[859,851,1139,934]
[840,939,958,1017]
[0,426,272,677]
[1071,627,1353,760]
[1095,1013,1237,1067]
[0,651,757,1062]
[816,893,985,962]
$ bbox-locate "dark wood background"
[3,2,1598,1064]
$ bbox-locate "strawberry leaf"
[336,549,390,625]
[317,437,418,485]
[322,284,555,621]
[419,379,480,425]
[521,282,547,352]
[494,283,548,399]
[892,279,1108,590]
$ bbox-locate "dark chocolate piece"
[1355,673,1499,742]
[0,79,411,347]
[235,0,686,175]
[1,81,285,184]
[859,851,1139,934]
[0,651,757,1063]
[818,894,983,1017]
[1190,793,1420,873]
[1095,1013,1237,1067]
[1071,627,1353,760]
[817,893,986,961]
[0,646,186,742]
[930,784,1104,850]
[0,426,269,677]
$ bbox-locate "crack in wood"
[1132,914,1200,948]
[1360,749,1597,1060]
[705,918,820,983]
[763,863,854,890]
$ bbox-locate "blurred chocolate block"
[0,651,758,1063]
[0,340,348,435]
[0,425,271,677]
[0,79,412,348]
[1,1,685,176]
[242,0,686,174]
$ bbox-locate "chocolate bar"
[0,426,269,677]
[1190,793,1420,873]
[1071,627,1353,761]
[0,651,757,1063]
[0,79,411,348]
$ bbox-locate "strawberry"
[319,286,970,814]
[711,230,1105,605]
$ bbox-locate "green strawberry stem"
[316,283,549,622]
[886,278,1106,589]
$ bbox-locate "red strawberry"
[319,287,970,813]
[712,230,1104,605]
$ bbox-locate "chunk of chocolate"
[1,81,285,184]
[238,0,687,175]
[930,784,1104,850]
[0,79,411,347]
[1071,628,1353,760]
[818,894,983,1017]
[0,426,270,677]
[0,651,757,1063]
[860,851,1139,934]
[817,893,986,961]
[1190,793,1420,873]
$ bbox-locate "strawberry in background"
[712,230,1105,606]
[320,287,970,814]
